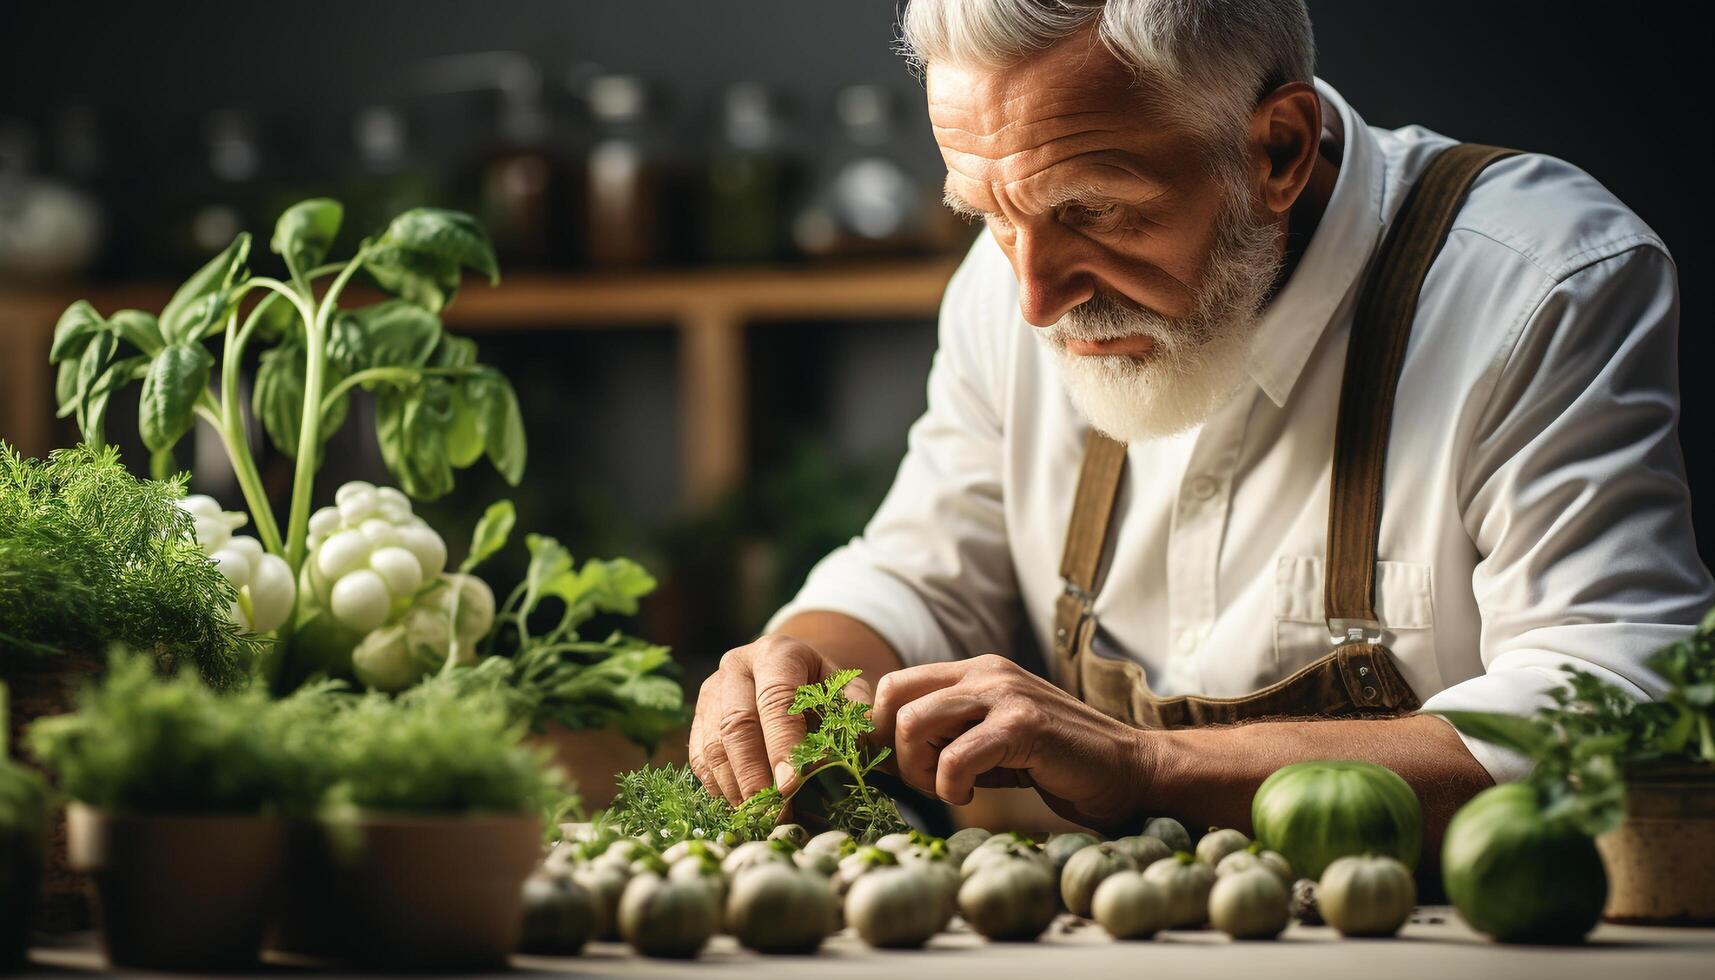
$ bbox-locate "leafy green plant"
[27,651,286,813]
[786,668,905,841]
[311,677,568,816]
[604,670,902,845]
[0,683,46,837]
[46,197,522,622]
[0,444,258,686]
[436,502,687,753]
[1438,608,1715,835]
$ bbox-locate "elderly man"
[689,0,1711,852]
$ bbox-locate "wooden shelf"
[0,258,960,502]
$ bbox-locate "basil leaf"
[375,383,454,500]
[271,198,343,273]
[137,343,215,453]
[444,382,485,468]
[254,343,307,458]
[1433,710,1553,758]
[161,233,250,344]
[252,292,302,343]
[379,208,499,285]
[254,341,349,460]
[432,334,477,370]
[55,360,81,418]
[50,300,105,363]
[465,370,526,485]
[462,500,516,574]
[77,355,149,448]
[74,331,118,416]
[344,300,442,370]
[150,446,180,481]
[363,245,461,313]
[107,310,165,357]
[521,533,575,617]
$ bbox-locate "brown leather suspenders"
[1049,143,1518,720]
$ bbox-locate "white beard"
[1037,182,1284,443]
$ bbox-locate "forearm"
[774,610,905,682]
[1141,713,1492,864]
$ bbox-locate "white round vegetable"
[349,573,496,691]
[1061,842,1138,917]
[962,838,1048,881]
[803,830,852,856]
[1141,817,1192,854]
[519,871,597,955]
[958,859,1059,941]
[1111,834,1173,869]
[1317,854,1416,937]
[1216,847,1293,886]
[619,873,717,958]
[304,481,447,633]
[946,827,993,867]
[1092,871,1172,940]
[1141,854,1217,928]
[722,839,794,877]
[1209,866,1290,940]
[726,864,837,953]
[847,865,944,948]
[570,864,629,941]
[1195,828,1251,867]
[176,495,295,633]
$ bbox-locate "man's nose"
[1011,225,1094,327]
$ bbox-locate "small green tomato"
[1091,870,1172,940]
[1141,853,1217,928]
[958,858,1059,942]
[1317,854,1416,937]
[1195,828,1251,867]
[1209,866,1290,940]
[618,873,718,958]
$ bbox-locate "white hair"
[899,0,1315,148]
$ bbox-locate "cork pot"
[1596,762,1715,925]
[267,813,542,970]
[66,804,285,970]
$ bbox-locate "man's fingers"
[870,660,973,744]
[934,716,1021,805]
[719,657,776,799]
[703,727,743,805]
[751,651,813,792]
[688,675,720,795]
[892,689,990,796]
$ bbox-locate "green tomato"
[1060,842,1137,917]
[1442,783,1607,944]
[1091,871,1172,940]
[1209,867,1290,940]
[1195,828,1250,867]
[519,872,596,955]
[1141,853,1217,928]
[1318,855,1414,937]
[1251,760,1422,881]
[945,827,992,867]
[1141,817,1191,854]
[958,859,1059,941]
[846,865,943,948]
[619,873,718,959]
[726,864,837,954]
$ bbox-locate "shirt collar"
[1245,79,1388,408]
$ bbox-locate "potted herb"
[26,653,295,970]
[1439,610,1715,927]
[1,685,47,969]
[267,676,570,970]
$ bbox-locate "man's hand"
[871,654,1152,831]
[689,634,875,805]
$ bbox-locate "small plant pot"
[65,804,285,970]
[1597,762,1715,925]
[527,723,686,810]
[269,812,542,971]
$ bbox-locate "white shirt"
[767,80,1712,782]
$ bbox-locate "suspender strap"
[1324,143,1517,639]
[1058,429,1130,594]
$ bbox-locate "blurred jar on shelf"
[0,119,104,283]
[793,85,937,260]
[702,83,799,265]
[583,73,664,268]
[161,109,266,269]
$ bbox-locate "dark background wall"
[3,1,1705,575]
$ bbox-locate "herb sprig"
[1439,609,1715,836]
[603,669,902,845]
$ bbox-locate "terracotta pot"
[1597,761,1715,925]
[528,723,687,811]
[66,804,285,970]
[268,813,543,971]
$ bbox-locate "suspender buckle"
[1327,617,1383,647]
[1061,580,1095,610]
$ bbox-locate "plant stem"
[212,311,285,557]
[317,366,471,417]
[283,249,367,573]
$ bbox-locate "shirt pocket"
[1273,555,1434,675]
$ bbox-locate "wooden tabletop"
[24,908,1715,979]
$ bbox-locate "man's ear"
[1247,81,1321,215]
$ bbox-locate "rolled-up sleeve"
[1424,244,1714,781]
[765,239,1020,666]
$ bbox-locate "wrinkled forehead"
[925,33,1199,193]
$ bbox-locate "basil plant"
[46,200,525,683]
